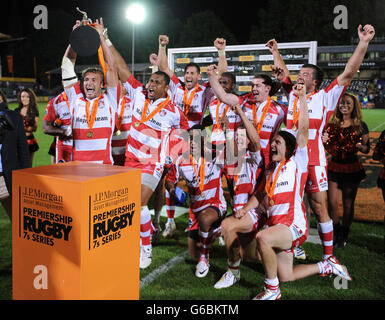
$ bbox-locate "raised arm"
[61,21,81,89]
[100,21,132,83]
[94,18,118,88]
[337,24,375,87]
[207,64,239,106]
[232,104,260,152]
[157,35,174,79]
[214,38,228,76]
[294,83,309,148]
[265,39,290,80]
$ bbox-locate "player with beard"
[267,25,375,261]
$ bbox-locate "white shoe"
[252,287,281,300]
[162,220,176,238]
[214,270,240,289]
[326,255,352,281]
[140,246,152,269]
[195,256,210,278]
[294,246,307,260]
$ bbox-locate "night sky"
[0,0,264,44]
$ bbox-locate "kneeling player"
[166,125,226,278]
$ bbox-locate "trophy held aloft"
[69,7,100,56]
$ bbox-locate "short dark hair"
[153,70,170,85]
[254,74,279,96]
[184,62,200,74]
[221,72,236,85]
[301,63,324,90]
[277,130,296,159]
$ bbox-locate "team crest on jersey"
[165,155,173,165]
[160,109,167,117]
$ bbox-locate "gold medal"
[270,199,275,206]
[115,130,121,136]
[87,130,93,138]
[292,125,297,131]
[201,192,205,198]
[134,122,140,127]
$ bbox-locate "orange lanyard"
[183,84,200,115]
[292,91,316,127]
[141,96,170,124]
[215,101,230,130]
[190,155,205,194]
[252,97,271,133]
[265,159,287,201]
[85,95,102,130]
[116,96,127,131]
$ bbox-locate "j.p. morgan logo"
[23,187,63,203]
[20,187,72,247]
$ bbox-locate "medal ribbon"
[141,96,170,124]
[116,96,127,131]
[292,91,316,127]
[85,94,102,131]
[252,96,272,134]
[265,159,287,202]
[183,83,200,115]
[215,101,230,130]
[190,155,205,195]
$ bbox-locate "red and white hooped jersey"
[229,151,261,212]
[65,84,119,164]
[264,146,308,230]
[111,94,134,165]
[123,75,189,167]
[240,93,287,167]
[208,97,241,145]
[167,155,227,214]
[169,74,213,128]
[286,77,347,166]
[44,87,82,162]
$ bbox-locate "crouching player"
[166,125,226,278]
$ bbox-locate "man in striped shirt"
[107,35,190,269]
[149,35,228,237]
[267,24,375,260]
[241,83,351,300]
[61,19,119,165]
[166,125,226,278]
[43,91,75,163]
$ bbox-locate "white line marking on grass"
[373,120,385,132]
[140,250,190,289]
